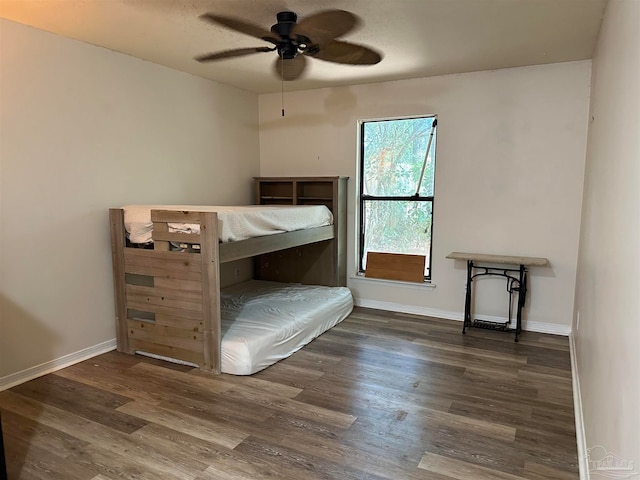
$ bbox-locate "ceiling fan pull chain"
[281,57,285,117]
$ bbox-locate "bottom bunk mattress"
[220,280,353,375]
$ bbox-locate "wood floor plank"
[3,307,579,479]
[196,461,278,480]
[418,451,530,480]
[514,427,580,472]
[1,409,90,459]
[218,385,357,429]
[413,336,529,364]
[159,389,275,425]
[292,379,453,419]
[426,329,572,371]
[447,399,577,438]
[523,461,581,480]
[416,406,517,442]
[233,435,391,480]
[276,414,459,480]
[348,408,526,476]
[65,442,199,480]
[9,374,147,434]
[408,369,576,414]
[0,392,205,479]
[128,423,232,465]
[53,364,160,404]
[4,433,99,480]
[279,349,344,372]
[129,362,233,394]
[531,405,577,433]
[518,363,573,379]
[116,400,249,449]
[188,368,304,399]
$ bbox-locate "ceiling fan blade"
[195,47,274,62]
[274,55,307,81]
[200,13,279,44]
[309,40,382,65]
[292,10,359,46]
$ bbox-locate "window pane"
[362,200,432,276]
[362,117,436,197]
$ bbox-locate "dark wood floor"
[1,307,578,479]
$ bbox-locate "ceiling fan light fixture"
[277,40,298,59]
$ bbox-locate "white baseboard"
[570,333,589,480]
[0,338,117,391]
[520,319,571,336]
[353,297,571,336]
[354,298,461,321]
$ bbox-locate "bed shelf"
[254,176,348,287]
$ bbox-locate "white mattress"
[220,280,353,375]
[123,204,333,244]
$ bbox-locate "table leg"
[462,260,473,334]
[515,264,526,342]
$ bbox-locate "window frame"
[357,114,437,281]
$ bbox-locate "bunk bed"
[109,177,350,375]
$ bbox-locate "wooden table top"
[446,252,549,266]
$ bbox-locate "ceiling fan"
[195,9,382,81]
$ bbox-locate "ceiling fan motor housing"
[272,11,299,59]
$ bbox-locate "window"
[358,115,437,280]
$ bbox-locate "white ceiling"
[0,0,607,94]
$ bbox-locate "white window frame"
[356,114,437,281]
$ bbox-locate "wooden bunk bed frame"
[109,176,347,374]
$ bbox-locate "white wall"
[0,20,260,383]
[259,61,591,332]
[574,0,640,474]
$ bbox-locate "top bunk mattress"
[122,204,333,244]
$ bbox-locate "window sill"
[350,273,436,290]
